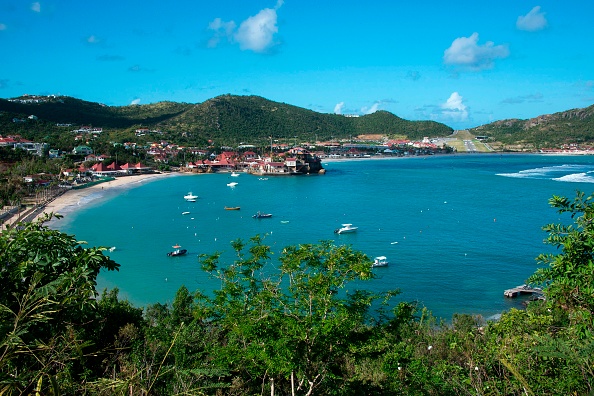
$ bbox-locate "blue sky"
[1,1,593,129]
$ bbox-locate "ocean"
[54,154,594,320]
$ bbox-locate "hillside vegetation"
[0,95,453,146]
[470,104,594,148]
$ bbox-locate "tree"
[196,236,400,395]
[529,192,594,336]
[0,214,120,394]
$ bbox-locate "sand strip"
[1,173,174,229]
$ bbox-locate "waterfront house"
[106,162,122,172]
[242,151,258,161]
[90,162,117,177]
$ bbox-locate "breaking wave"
[497,164,594,183]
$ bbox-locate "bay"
[55,154,594,320]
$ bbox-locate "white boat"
[252,211,273,219]
[182,211,190,215]
[184,192,198,201]
[372,256,389,267]
[334,224,358,234]
[231,172,240,177]
[227,182,238,187]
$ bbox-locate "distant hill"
[0,94,453,146]
[470,104,594,148]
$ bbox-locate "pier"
[503,284,543,298]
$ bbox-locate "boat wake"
[497,164,594,183]
[552,172,594,183]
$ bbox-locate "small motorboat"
[231,172,240,177]
[167,248,187,257]
[184,192,198,201]
[334,224,358,234]
[225,206,241,210]
[372,256,389,267]
[168,244,187,257]
[182,211,190,215]
[227,182,238,187]
[252,211,273,219]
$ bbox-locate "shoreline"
[2,173,175,230]
[2,152,577,230]
[39,173,175,223]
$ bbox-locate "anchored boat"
[334,224,358,234]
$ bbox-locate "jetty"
[503,284,543,298]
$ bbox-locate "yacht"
[372,256,389,267]
[253,211,273,219]
[184,192,198,201]
[334,224,358,234]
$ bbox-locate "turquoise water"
[55,154,594,320]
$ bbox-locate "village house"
[72,126,103,134]
[73,145,93,155]
[242,151,258,160]
[1,135,48,156]
[48,149,62,158]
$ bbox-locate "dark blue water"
[55,154,594,320]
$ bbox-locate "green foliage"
[195,237,401,395]
[529,192,594,336]
[0,215,121,394]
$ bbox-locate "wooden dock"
[503,284,543,298]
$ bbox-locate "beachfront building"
[120,162,153,174]
[90,162,118,177]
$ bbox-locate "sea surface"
[54,154,594,320]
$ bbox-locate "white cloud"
[334,102,345,114]
[31,2,41,12]
[0,23,6,31]
[443,32,509,71]
[131,98,141,105]
[362,102,380,115]
[234,8,279,52]
[440,92,468,122]
[207,1,283,53]
[207,18,236,48]
[517,6,548,32]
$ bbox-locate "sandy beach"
[2,172,174,230]
[41,173,174,220]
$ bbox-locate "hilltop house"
[73,145,93,155]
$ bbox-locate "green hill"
[470,104,594,148]
[0,94,452,146]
